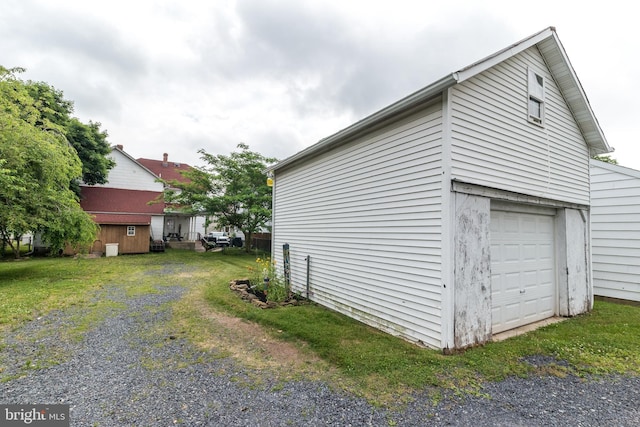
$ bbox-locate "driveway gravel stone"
[2,281,639,426]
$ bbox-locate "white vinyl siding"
[273,107,444,348]
[97,150,163,192]
[591,161,640,302]
[450,46,590,205]
[151,215,165,241]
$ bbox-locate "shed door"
[490,209,556,334]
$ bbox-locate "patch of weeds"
[125,282,162,297]
[276,383,292,395]
[425,388,444,406]
[387,417,399,426]
[247,256,291,303]
[0,338,73,382]
[68,300,127,341]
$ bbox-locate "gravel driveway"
[2,278,639,426]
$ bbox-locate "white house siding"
[100,150,162,192]
[193,215,207,239]
[273,106,444,348]
[151,216,165,241]
[450,47,590,205]
[591,161,640,302]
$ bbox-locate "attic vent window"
[527,67,545,126]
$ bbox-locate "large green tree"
[0,66,98,258]
[163,143,277,252]
[24,80,114,190]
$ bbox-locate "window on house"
[528,68,545,125]
[127,226,136,236]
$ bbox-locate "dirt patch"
[184,291,330,379]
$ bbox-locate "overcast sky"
[1,0,638,170]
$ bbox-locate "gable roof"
[137,157,192,183]
[110,145,160,182]
[80,187,165,215]
[271,27,611,172]
[590,159,640,180]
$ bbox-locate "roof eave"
[271,26,613,171]
[590,158,640,177]
[455,27,611,155]
[270,73,458,172]
[455,27,557,83]
[110,146,162,180]
[537,32,612,155]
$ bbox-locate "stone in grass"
[251,299,268,308]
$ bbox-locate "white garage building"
[269,27,611,350]
[591,160,640,302]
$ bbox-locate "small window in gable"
[127,226,136,237]
[527,68,545,125]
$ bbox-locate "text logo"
[1,405,69,426]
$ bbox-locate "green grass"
[1,241,32,260]
[2,250,640,406]
[2,252,157,327]
[0,249,246,329]
[204,263,640,402]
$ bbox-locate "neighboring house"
[590,160,640,302]
[137,153,207,241]
[268,27,612,350]
[80,145,165,254]
[80,187,165,254]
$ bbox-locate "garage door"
[490,208,556,334]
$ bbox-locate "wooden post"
[283,243,290,288]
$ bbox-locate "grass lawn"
[2,249,640,405]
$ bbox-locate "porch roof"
[90,213,152,225]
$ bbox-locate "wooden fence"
[251,233,271,252]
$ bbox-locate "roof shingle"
[80,187,164,215]
[137,158,192,183]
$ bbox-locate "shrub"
[248,257,290,303]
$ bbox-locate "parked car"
[206,232,230,247]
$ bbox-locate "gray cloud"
[2,1,148,78]
[0,0,151,124]
[226,4,514,119]
[1,0,633,170]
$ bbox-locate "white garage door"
[490,209,556,334]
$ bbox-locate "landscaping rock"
[251,299,267,308]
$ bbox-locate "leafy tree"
[0,66,98,258]
[24,80,115,189]
[592,155,618,165]
[163,143,277,252]
[24,80,74,128]
[66,118,113,194]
